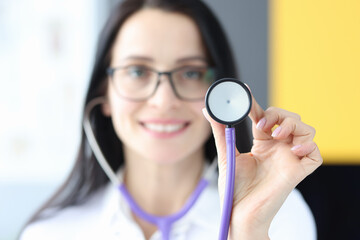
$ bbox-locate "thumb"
[202,108,239,165]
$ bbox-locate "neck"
[123,149,205,216]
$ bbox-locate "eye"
[182,68,203,80]
[126,66,149,79]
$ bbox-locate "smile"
[140,120,190,138]
[143,123,188,133]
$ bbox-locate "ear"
[101,100,111,117]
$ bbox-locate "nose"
[147,74,181,109]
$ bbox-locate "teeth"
[144,123,186,133]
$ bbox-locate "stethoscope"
[83,78,252,240]
[205,78,252,240]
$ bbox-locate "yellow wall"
[270,0,360,164]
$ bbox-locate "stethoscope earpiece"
[205,78,252,127]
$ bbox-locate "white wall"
[0,0,100,238]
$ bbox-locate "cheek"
[189,101,206,122]
[189,102,211,136]
[190,100,205,112]
[108,92,139,139]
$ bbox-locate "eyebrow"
[176,56,207,64]
[121,55,207,64]
[122,56,154,62]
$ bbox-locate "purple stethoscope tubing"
[119,179,209,240]
[218,127,236,240]
[84,78,251,240]
[83,97,210,240]
[205,78,252,240]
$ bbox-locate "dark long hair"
[25,0,252,225]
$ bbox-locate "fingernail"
[256,118,266,130]
[291,145,302,151]
[271,126,282,137]
[202,108,210,122]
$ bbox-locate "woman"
[20,0,322,239]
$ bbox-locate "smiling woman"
[19,1,321,240]
[103,9,212,166]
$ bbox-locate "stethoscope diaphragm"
[205,78,252,126]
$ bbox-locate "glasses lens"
[109,65,215,101]
[111,66,157,100]
[172,67,214,100]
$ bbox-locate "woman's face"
[105,8,212,164]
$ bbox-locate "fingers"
[248,88,265,123]
[202,108,240,163]
[202,108,226,156]
[256,106,316,144]
[272,117,315,145]
[246,86,318,164]
[246,88,305,141]
[291,142,323,174]
[243,86,315,144]
[205,84,321,175]
[247,89,270,140]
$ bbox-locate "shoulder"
[269,188,316,240]
[20,185,111,240]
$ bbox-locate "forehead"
[111,8,206,65]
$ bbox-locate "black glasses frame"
[106,65,215,102]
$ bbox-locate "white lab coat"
[20,164,316,240]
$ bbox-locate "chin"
[145,151,187,165]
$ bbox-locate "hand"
[203,89,322,239]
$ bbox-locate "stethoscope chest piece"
[205,78,252,126]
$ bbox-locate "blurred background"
[0,0,359,239]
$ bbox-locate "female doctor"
[20,0,322,239]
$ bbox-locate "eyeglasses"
[106,65,215,101]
